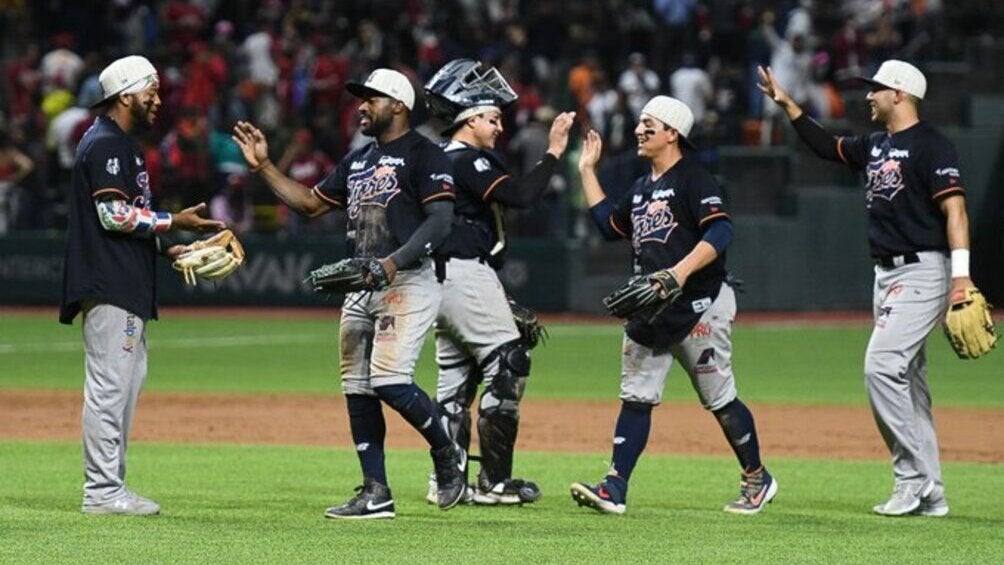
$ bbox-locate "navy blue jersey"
[436,141,508,259]
[608,156,731,347]
[313,130,454,266]
[836,121,964,257]
[60,116,159,324]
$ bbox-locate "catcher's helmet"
[424,59,518,127]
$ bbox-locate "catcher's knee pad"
[483,339,531,402]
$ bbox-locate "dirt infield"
[3,390,1002,462]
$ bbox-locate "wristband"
[950,248,970,278]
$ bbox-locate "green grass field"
[1,311,1002,563]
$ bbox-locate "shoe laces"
[738,473,765,501]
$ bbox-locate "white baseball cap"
[346,69,416,110]
[858,60,927,100]
[640,96,696,149]
[93,55,159,108]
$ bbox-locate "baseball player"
[421,59,575,504]
[60,55,225,515]
[232,68,466,520]
[570,96,777,515]
[758,60,980,517]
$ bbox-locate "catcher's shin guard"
[477,394,521,484]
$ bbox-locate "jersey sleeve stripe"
[699,212,731,226]
[609,216,628,238]
[481,175,511,201]
[422,191,455,203]
[310,186,343,207]
[931,186,965,200]
[836,137,847,164]
[92,188,131,200]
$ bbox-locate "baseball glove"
[509,298,547,349]
[172,229,245,286]
[943,287,997,359]
[305,257,390,294]
[603,268,683,320]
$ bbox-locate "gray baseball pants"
[81,303,148,506]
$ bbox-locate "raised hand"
[231,121,271,171]
[578,129,603,172]
[546,111,577,158]
[756,65,793,108]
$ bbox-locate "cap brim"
[680,134,697,151]
[854,76,892,91]
[346,82,393,101]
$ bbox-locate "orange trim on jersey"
[836,137,848,164]
[311,186,344,207]
[699,212,731,226]
[422,191,455,203]
[609,216,627,238]
[931,186,965,201]
[482,175,512,201]
[92,188,130,200]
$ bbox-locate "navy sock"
[376,383,451,450]
[345,394,387,486]
[609,401,653,484]
[712,398,763,473]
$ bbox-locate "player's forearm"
[791,114,843,162]
[940,195,972,280]
[95,199,172,234]
[578,166,606,208]
[254,161,329,217]
[672,241,719,286]
[489,153,558,208]
[388,200,454,269]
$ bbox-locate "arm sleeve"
[94,199,172,233]
[589,187,634,241]
[388,200,454,268]
[701,218,734,254]
[791,114,871,170]
[484,153,558,208]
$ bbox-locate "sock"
[609,401,653,485]
[345,394,387,486]
[376,383,451,450]
[712,398,763,473]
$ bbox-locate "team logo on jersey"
[106,157,120,175]
[866,158,906,202]
[474,157,491,172]
[631,198,678,249]
[346,164,402,219]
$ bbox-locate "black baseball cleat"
[430,444,466,510]
[324,478,395,520]
[473,473,543,505]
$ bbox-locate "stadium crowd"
[0,0,998,236]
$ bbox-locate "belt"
[874,252,920,268]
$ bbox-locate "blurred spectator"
[760,11,812,144]
[40,33,82,95]
[160,107,212,208]
[617,53,660,118]
[831,15,868,85]
[866,10,903,70]
[0,126,34,234]
[209,173,254,234]
[586,71,618,138]
[670,52,714,125]
[275,128,335,234]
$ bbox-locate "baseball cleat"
[82,490,160,516]
[473,477,542,505]
[723,468,778,515]
[430,444,466,510]
[569,480,626,515]
[324,478,395,520]
[873,480,934,517]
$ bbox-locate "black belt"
[433,255,489,283]
[874,252,920,268]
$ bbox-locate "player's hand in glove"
[944,286,997,359]
[172,229,245,286]
[306,257,392,294]
[604,268,683,321]
[509,298,547,349]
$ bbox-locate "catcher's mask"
[424,59,518,135]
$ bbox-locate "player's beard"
[130,97,158,130]
[361,108,392,137]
